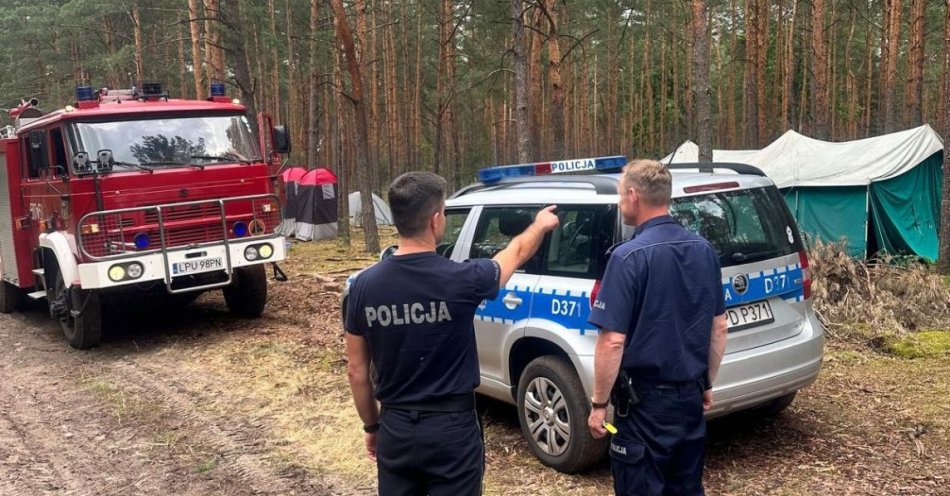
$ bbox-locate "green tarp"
[782,152,943,261]
[784,187,869,258]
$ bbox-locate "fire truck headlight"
[244,246,259,261]
[126,263,144,279]
[133,232,150,250]
[258,244,273,259]
[81,223,100,235]
[108,265,126,282]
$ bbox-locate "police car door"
[461,206,543,387]
[529,205,616,355]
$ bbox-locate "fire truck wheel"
[0,281,22,314]
[52,272,102,350]
[224,265,267,318]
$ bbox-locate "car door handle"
[502,292,523,309]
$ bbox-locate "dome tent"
[348,191,393,227]
[293,168,339,241]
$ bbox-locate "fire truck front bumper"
[77,237,287,291]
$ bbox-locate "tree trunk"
[754,0,768,144]
[882,0,903,132]
[512,0,533,163]
[744,0,758,147]
[188,0,207,98]
[307,0,320,167]
[529,7,544,159]
[939,0,950,272]
[811,0,830,139]
[542,0,565,160]
[132,3,144,84]
[692,0,712,162]
[268,0,281,123]
[904,0,925,126]
[177,12,189,98]
[330,0,379,253]
[782,0,799,132]
[204,0,222,82]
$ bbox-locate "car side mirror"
[28,130,49,175]
[273,125,291,154]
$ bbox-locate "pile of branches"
[809,241,950,340]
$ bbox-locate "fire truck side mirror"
[273,125,291,155]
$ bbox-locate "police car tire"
[517,356,607,474]
[758,391,797,417]
[54,273,102,350]
[224,265,267,318]
[0,281,22,314]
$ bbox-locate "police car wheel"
[52,272,102,350]
[223,265,267,318]
[757,391,797,416]
[517,356,607,473]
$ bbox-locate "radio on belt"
[477,155,627,183]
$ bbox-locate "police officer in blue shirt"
[345,171,559,496]
[587,160,729,496]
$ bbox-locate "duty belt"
[382,392,476,413]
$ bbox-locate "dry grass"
[810,241,950,343]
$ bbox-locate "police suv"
[345,156,824,473]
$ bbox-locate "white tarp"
[348,191,394,226]
[661,124,944,188]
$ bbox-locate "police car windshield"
[671,186,799,267]
[70,114,261,172]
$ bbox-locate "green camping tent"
[664,125,944,260]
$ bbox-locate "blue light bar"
[210,82,226,97]
[477,156,627,183]
[76,85,96,102]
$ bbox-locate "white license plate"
[172,257,224,275]
[726,300,774,331]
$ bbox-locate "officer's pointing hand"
[535,205,559,233]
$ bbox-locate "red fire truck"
[0,83,288,349]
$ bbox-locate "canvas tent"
[296,168,339,241]
[348,191,394,227]
[278,166,308,236]
[663,125,944,260]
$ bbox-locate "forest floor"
[1,235,948,496]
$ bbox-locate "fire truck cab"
[0,83,288,349]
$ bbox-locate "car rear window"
[670,186,800,267]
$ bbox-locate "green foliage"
[881,330,950,359]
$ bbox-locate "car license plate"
[726,300,774,332]
[172,257,224,275]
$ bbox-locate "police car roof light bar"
[477,155,627,183]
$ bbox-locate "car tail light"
[590,279,602,308]
[799,250,812,300]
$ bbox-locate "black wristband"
[363,422,380,433]
[590,397,609,409]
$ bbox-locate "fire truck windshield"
[70,114,261,173]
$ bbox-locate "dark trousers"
[609,380,706,496]
[376,408,483,496]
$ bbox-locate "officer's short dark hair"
[621,159,672,206]
[388,171,447,238]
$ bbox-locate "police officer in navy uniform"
[587,159,729,496]
[345,171,559,496]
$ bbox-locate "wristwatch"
[590,397,609,409]
[363,422,380,433]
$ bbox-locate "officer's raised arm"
[492,205,559,288]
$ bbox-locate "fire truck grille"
[77,195,282,260]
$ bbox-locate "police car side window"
[436,208,471,258]
[469,207,541,273]
[543,205,613,279]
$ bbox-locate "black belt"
[632,375,705,390]
[382,393,476,413]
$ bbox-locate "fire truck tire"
[224,265,267,318]
[52,272,102,350]
[0,281,22,314]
